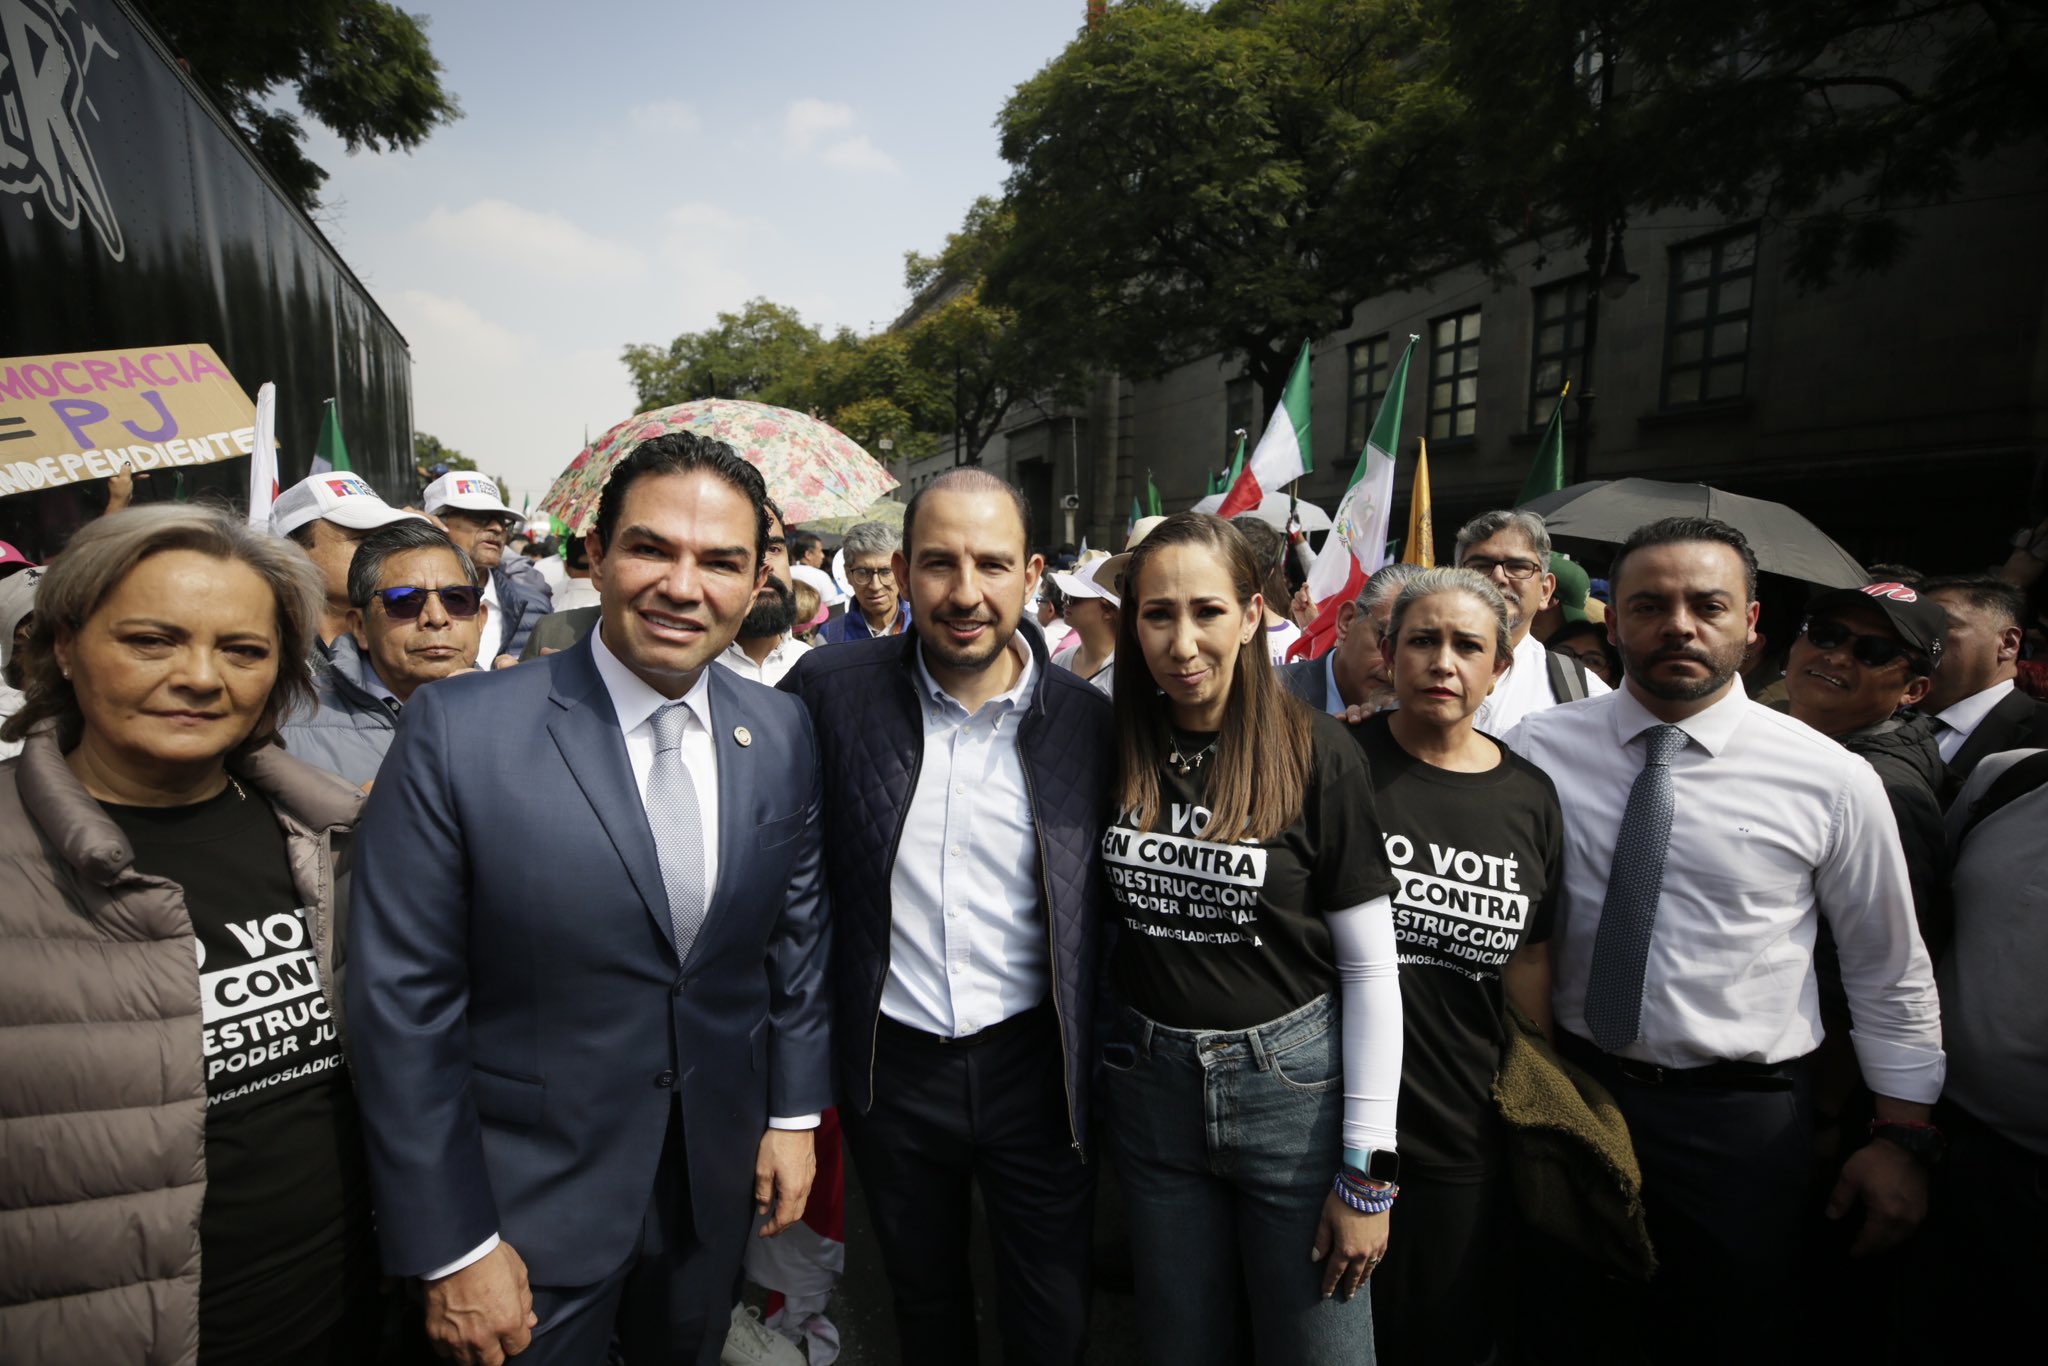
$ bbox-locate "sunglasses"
[1800,616,1913,669]
[374,585,483,621]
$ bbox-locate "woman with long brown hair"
[1101,512,1403,1364]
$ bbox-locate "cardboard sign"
[0,344,257,496]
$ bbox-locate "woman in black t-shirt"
[1101,513,1403,1366]
[1351,566,1564,1366]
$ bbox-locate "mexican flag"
[1517,380,1569,506]
[1216,342,1312,518]
[1288,335,1419,661]
[308,398,351,475]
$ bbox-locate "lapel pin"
[733,726,753,748]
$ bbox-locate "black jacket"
[1839,714,1951,958]
[1943,686,2048,803]
[780,626,1116,1156]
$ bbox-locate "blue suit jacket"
[345,634,832,1285]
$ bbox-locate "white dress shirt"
[475,576,505,665]
[883,634,1049,1038]
[1930,678,2015,762]
[716,634,812,688]
[425,631,804,1283]
[1474,631,1612,736]
[1505,683,1945,1102]
[552,575,601,612]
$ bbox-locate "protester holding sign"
[1348,568,1564,1365]
[0,506,378,1365]
[1100,512,1402,1365]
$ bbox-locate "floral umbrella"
[538,399,899,535]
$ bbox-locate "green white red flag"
[1216,342,1312,518]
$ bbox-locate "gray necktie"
[1584,724,1689,1051]
[648,700,709,963]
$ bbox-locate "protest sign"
[0,344,257,496]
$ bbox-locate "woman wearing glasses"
[280,520,490,787]
[0,505,381,1364]
[1101,513,1403,1365]
[1348,568,1564,1366]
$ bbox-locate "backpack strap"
[1545,648,1590,704]
[1958,749,2048,847]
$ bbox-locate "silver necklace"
[1167,734,1219,777]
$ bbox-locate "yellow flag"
[1402,439,1434,567]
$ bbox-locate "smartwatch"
[1868,1119,1947,1166]
[1343,1147,1401,1186]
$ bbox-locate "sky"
[306,0,1090,508]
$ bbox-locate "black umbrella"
[1522,478,1866,588]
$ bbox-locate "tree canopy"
[150,0,460,211]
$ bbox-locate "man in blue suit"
[348,432,832,1366]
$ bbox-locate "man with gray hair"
[280,521,487,786]
[1454,508,1609,734]
[824,520,910,643]
[1280,561,1424,715]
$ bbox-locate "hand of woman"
[1311,1192,1389,1301]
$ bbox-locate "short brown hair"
[1111,512,1313,844]
[1,504,324,754]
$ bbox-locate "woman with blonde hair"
[1102,512,1403,1364]
[0,505,379,1364]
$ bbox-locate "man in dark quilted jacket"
[782,467,1116,1366]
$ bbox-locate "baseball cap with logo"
[0,540,37,576]
[1804,581,1947,671]
[271,473,425,539]
[422,472,519,521]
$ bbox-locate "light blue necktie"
[648,701,708,963]
[1584,724,1689,1051]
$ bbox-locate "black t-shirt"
[102,784,371,1363]
[1353,714,1563,1177]
[1107,710,1398,1031]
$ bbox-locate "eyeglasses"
[374,585,483,620]
[848,566,896,586]
[1461,555,1544,582]
[1800,616,1913,669]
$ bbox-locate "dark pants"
[1558,1034,1814,1366]
[1370,1168,1507,1366]
[1927,1102,2048,1360]
[841,1004,1095,1366]
[520,1098,746,1366]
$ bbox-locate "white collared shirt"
[590,627,721,903]
[716,634,812,688]
[1505,682,1945,1102]
[1474,631,1612,736]
[476,576,504,665]
[883,633,1049,1038]
[1930,678,2015,762]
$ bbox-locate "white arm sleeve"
[1329,895,1401,1152]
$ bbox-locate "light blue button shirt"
[882,634,1049,1038]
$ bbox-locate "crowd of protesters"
[1,439,2045,1366]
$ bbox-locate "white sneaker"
[722,1303,806,1366]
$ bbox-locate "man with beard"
[718,501,812,687]
[780,468,1115,1366]
[1503,518,1943,1366]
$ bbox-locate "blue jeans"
[1104,993,1375,1366]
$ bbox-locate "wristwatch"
[1342,1147,1401,1186]
[1868,1119,1947,1166]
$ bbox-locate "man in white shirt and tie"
[1506,517,1943,1365]
[349,433,832,1366]
[1454,508,1611,734]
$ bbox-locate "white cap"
[422,471,518,520]
[791,563,846,608]
[272,472,424,539]
[1050,553,1120,608]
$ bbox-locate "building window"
[1345,335,1392,456]
[1428,308,1481,441]
[1529,278,1588,429]
[1224,376,1254,457]
[1663,227,1757,407]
